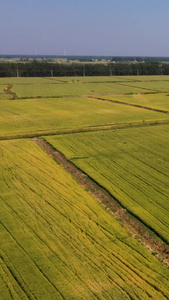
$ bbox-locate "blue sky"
[0,0,169,56]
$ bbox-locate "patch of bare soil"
[4,84,17,99]
[32,137,169,268]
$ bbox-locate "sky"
[0,0,169,56]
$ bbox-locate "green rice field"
[118,81,169,93]
[1,97,168,137]
[12,82,152,98]
[101,93,169,111]
[45,124,169,243]
[1,75,169,299]
[1,139,169,299]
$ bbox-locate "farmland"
[1,75,169,299]
[0,97,168,137]
[45,124,169,243]
[12,82,152,98]
[1,139,169,299]
[118,80,169,93]
[101,93,169,111]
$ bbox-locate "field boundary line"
[12,92,160,100]
[32,137,169,268]
[89,96,169,114]
[1,120,169,141]
[114,81,161,92]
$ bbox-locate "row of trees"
[0,60,169,77]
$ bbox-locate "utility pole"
[83,66,85,77]
[137,68,139,76]
[51,69,53,77]
[17,68,19,78]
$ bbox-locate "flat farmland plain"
[1,97,167,137]
[101,93,169,111]
[117,80,169,93]
[117,75,169,82]
[45,124,169,244]
[12,82,152,98]
[1,76,169,299]
[0,77,61,85]
[2,140,169,299]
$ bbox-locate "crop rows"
[45,124,169,244]
[11,82,153,98]
[119,81,169,93]
[1,96,168,137]
[1,139,169,299]
[1,76,169,299]
[101,93,169,111]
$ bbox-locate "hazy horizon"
[1,0,169,57]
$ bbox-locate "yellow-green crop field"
[12,82,152,98]
[0,77,59,85]
[117,75,169,82]
[101,93,169,111]
[1,76,169,299]
[1,139,169,300]
[0,97,168,137]
[45,124,169,243]
[119,80,169,93]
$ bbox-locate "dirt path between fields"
[32,137,169,268]
[3,84,17,99]
[89,96,169,114]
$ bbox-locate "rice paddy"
[100,93,169,111]
[1,139,169,299]
[1,75,169,299]
[45,124,169,244]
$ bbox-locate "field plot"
[60,75,169,84]
[118,75,169,82]
[51,76,137,83]
[0,97,167,137]
[1,76,169,99]
[11,82,151,98]
[119,81,169,93]
[0,76,158,86]
[45,124,169,244]
[101,93,169,111]
[1,139,169,299]
[1,75,169,86]
[0,77,60,85]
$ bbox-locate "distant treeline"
[0,60,169,77]
[2,55,169,62]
